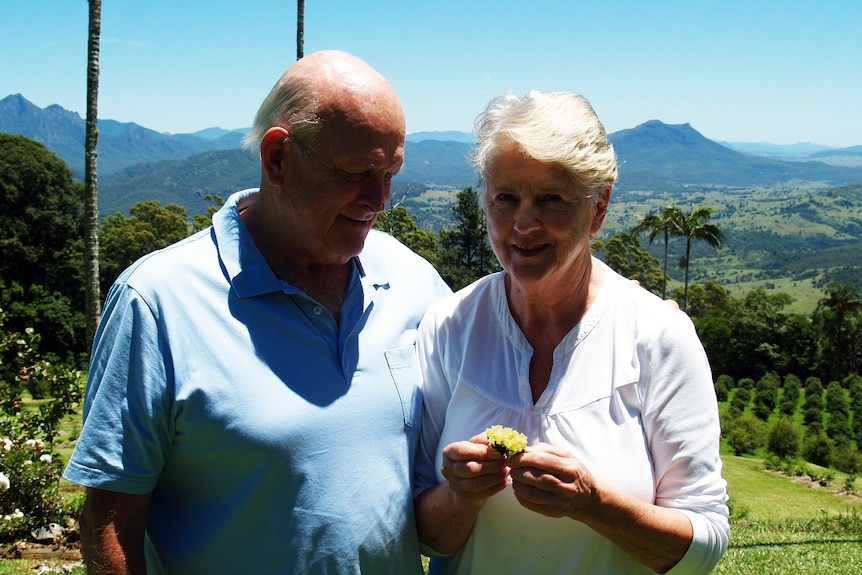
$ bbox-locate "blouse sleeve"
[412,304,452,499]
[639,308,730,574]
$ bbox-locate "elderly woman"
[413,91,729,574]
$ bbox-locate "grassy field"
[0,453,859,573]
[714,455,862,574]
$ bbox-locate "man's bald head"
[243,50,405,153]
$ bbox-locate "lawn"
[714,455,862,574]
[1,453,859,573]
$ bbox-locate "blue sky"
[1,0,860,146]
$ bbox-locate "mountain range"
[3,93,862,219]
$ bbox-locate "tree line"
[2,131,861,390]
[2,131,862,497]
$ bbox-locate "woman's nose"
[513,200,540,233]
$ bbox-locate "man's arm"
[80,487,151,575]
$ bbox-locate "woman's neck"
[506,257,604,345]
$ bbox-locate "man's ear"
[260,127,290,186]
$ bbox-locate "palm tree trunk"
[662,228,669,299]
[84,0,102,345]
[296,0,305,59]
[683,238,692,311]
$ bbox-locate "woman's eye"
[541,194,564,203]
[494,192,517,203]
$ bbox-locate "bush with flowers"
[0,437,66,539]
[0,308,85,541]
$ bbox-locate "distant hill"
[0,94,242,177]
[190,127,248,140]
[718,141,835,158]
[406,130,472,143]
[4,95,862,216]
[99,148,261,217]
[609,120,862,191]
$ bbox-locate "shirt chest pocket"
[385,346,422,431]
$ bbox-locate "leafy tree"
[375,203,441,268]
[730,386,752,414]
[693,308,734,378]
[752,372,780,420]
[673,206,724,311]
[848,375,862,447]
[835,450,862,476]
[825,380,851,451]
[727,415,767,456]
[684,281,732,322]
[803,432,835,468]
[437,187,499,290]
[779,374,802,416]
[718,289,806,377]
[0,134,87,363]
[631,205,683,299]
[99,201,191,294]
[802,378,825,433]
[812,282,862,383]
[595,232,664,295]
[191,194,225,232]
[714,374,733,402]
[738,377,756,391]
[767,416,803,459]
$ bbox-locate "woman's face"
[483,149,609,288]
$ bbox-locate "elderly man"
[64,50,451,574]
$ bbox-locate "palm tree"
[84,0,102,345]
[297,0,305,59]
[675,206,724,311]
[631,205,683,299]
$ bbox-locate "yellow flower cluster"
[485,425,528,457]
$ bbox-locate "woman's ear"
[590,185,612,235]
[260,127,290,186]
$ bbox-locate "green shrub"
[803,433,835,468]
[715,374,734,402]
[767,417,803,458]
[728,415,767,455]
[835,450,862,476]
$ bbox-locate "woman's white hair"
[472,90,618,200]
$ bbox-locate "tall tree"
[438,187,499,290]
[297,0,305,59]
[674,206,724,311]
[594,232,664,295]
[374,203,440,268]
[631,206,683,299]
[99,201,192,295]
[812,282,862,383]
[84,0,102,346]
[0,134,87,362]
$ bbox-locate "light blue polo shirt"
[64,189,451,574]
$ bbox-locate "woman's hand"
[509,443,694,573]
[440,434,509,509]
[415,433,510,554]
[508,442,599,520]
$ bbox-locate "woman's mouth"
[512,243,549,256]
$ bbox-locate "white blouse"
[415,260,729,575]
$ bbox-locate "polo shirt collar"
[213,189,382,300]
